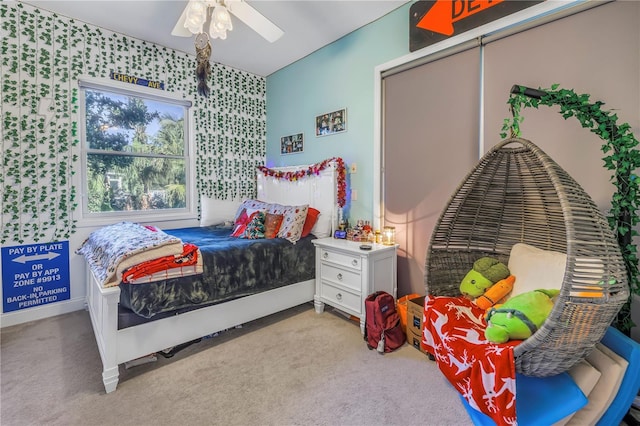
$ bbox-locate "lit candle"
[382,226,395,245]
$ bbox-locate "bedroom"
[1,0,640,423]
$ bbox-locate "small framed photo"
[315,108,347,137]
[280,132,304,155]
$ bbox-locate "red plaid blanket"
[121,243,201,284]
[422,296,521,426]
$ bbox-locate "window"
[78,78,193,221]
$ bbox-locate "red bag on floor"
[364,291,406,353]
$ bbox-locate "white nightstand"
[312,237,398,334]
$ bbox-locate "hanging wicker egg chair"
[425,137,629,377]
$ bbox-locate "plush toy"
[460,257,510,298]
[484,289,560,344]
[474,275,516,310]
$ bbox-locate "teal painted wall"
[266,3,411,224]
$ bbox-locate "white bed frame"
[86,161,339,393]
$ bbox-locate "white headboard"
[257,161,339,238]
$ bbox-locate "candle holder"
[382,226,396,245]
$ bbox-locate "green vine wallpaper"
[0,2,266,244]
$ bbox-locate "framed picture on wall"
[315,108,347,137]
[280,132,304,155]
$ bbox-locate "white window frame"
[76,76,196,226]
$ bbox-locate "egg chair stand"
[425,137,629,377]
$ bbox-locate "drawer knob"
[323,252,329,259]
[336,293,342,301]
[337,273,343,281]
[352,259,358,266]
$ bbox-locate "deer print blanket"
[422,295,521,426]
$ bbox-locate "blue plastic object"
[460,326,640,425]
[596,327,640,426]
[460,372,588,425]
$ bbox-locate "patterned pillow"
[240,211,266,239]
[234,199,271,221]
[264,213,284,239]
[269,204,309,243]
[231,209,250,237]
[231,208,262,237]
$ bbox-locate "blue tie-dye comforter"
[118,226,316,319]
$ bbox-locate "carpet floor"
[1,302,471,426]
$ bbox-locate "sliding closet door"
[483,0,640,211]
[383,48,480,296]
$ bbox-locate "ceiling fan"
[171,0,284,43]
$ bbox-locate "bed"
[82,159,340,393]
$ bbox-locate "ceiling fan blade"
[171,3,193,37]
[227,0,284,43]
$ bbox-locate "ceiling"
[21,0,411,77]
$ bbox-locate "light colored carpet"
[1,303,472,426]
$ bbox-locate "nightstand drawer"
[320,282,360,313]
[320,263,361,293]
[320,249,361,271]
[313,237,398,335]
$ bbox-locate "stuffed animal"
[460,257,510,298]
[484,289,560,343]
[474,275,516,310]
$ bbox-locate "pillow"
[555,359,602,425]
[508,243,567,298]
[234,199,271,222]
[200,197,241,227]
[311,210,332,238]
[268,203,308,243]
[567,359,602,398]
[592,343,629,408]
[301,207,320,238]
[231,209,251,237]
[264,213,284,239]
[566,344,629,425]
[240,211,266,239]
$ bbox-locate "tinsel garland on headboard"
[257,157,347,207]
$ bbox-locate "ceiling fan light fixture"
[209,22,228,40]
[209,3,232,39]
[185,20,204,34]
[173,0,283,43]
[184,0,207,34]
[213,5,233,30]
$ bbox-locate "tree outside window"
[81,85,190,217]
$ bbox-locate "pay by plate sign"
[2,241,70,313]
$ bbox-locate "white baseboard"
[0,297,86,328]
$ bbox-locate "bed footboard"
[86,267,120,393]
[86,267,315,393]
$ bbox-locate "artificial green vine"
[502,84,640,334]
[1,2,266,245]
